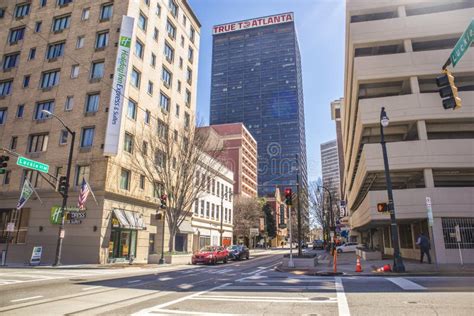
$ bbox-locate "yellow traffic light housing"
[436,69,462,110]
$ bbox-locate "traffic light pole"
[295,154,302,257]
[380,107,405,273]
[53,130,75,266]
[288,205,294,268]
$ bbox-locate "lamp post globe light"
[379,107,405,272]
[42,110,76,266]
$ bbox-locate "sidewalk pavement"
[278,251,474,277]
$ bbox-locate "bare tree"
[233,196,263,244]
[130,115,224,252]
[309,178,325,228]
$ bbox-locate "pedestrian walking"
[416,232,432,264]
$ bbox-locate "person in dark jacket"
[416,232,432,264]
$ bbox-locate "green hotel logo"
[119,36,131,48]
[50,206,62,225]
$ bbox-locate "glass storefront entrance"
[109,228,137,260]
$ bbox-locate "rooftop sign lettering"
[213,13,294,35]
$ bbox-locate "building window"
[76,36,85,49]
[91,61,104,79]
[216,181,220,197]
[164,42,174,62]
[194,199,199,215]
[65,95,74,111]
[177,80,181,92]
[0,108,6,125]
[138,12,147,31]
[175,104,180,117]
[184,112,190,128]
[216,205,220,220]
[153,182,164,198]
[150,52,156,67]
[16,104,24,118]
[211,203,215,219]
[180,35,185,47]
[190,26,195,43]
[144,110,150,124]
[159,92,170,112]
[442,217,474,249]
[169,0,178,17]
[40,70,60,88]
[200,200,204,216]
[70,64,79,78]
[135,40,144,59]
[174,129,178,141]
[156,3,161,16]
[182,15,187,27]
[80,127,95,148]
[34,21,42,33]
[0,80,13,97]
[14,3,31,18]
[124,133,134,153]
[95,31,109,49]
[155,150,166,168]
[9,27,25,44]
[140,175,146,190]
[75,165,90,186]
[179,57,183,69]
[57,0,73,6]
[85,93,99,113]
[186,67,192,84]
[162,67,172,87]
[152,27,159,42]
[2,52,20,70]
[23,75,30,88]
[399,224,413,249]
[59,129,68,145]
[46,42,65,60]
[157,119,168,139]
[52,15,71,32]
[212,179,215,195]
[28,133,49,153]
[185,89,191,106]
[130,68,141,88]
[147,81,153,95]
[40,0,47,7]
[188,47,194,63]
[34,100,54,120]
[100,3,113,21]
[10,136,18,150]
[81,8,90,21]
[142,141,148,155]
[206,202,210,217]
[127,99,137,120]
[28,48,36,60]
[166,20,176,39]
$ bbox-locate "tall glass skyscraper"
[210,13,308,198]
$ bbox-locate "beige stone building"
[343,0,474,263]
[0,0,200,264]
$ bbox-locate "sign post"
[455,225,464,266]
[16,156,49,173]
[426,197,438,268]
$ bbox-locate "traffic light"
[0,155,9,174]
[436,69,461,110]
[160,194,167,209]
[377,203,388,213]
[58,176,68,196]
[284,188,292,206]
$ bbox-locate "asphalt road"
[0,251,473,315]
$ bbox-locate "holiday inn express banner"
[104,16,134,156]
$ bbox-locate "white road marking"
[335,277,351,316]
[189,297,337,303]
[158,277,172,281]
[82,286,103,291]
[127,280,142,284]
[10,295,44,303]
[200,295,313,300]
[140,309,237,315]
[387,277,426,290]
[221,285,335,291]
[132,283,231,315]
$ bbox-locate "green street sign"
[450,19,474,67]
[16,156,49,173]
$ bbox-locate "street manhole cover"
[310,297,330,301]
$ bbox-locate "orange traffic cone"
[355,256,363,272]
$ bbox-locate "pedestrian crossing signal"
[377,203,388,213]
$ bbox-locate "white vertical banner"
[104,16,135,156]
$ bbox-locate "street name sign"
[426,197,434,226]
[450,19,474,67]
[16,156,49,173]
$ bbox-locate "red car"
[192,246,229,265]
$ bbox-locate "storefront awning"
[113,209,146,230]
[178,220,194,234]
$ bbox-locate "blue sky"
[188,0,346,182]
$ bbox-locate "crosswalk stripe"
[386,277,426,290]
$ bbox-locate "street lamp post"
[42,110,76,266]
[220,190,233,246]
[380,107,405,273]
[159,210,166,264]
[295,154,302,257]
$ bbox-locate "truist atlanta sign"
[213,12,294,35]
[104,16,134,156]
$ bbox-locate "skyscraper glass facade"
[210,13,308,197]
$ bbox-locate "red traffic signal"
[284,188,292,206]
[160,194,167,209]
[377,203,388,213]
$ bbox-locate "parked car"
[192,246,229,265]
[227,245,250,260]
[336,242,359,253]
[295,241,308,249]
[313,240,324,250]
